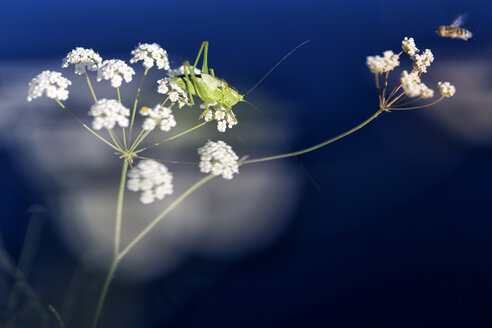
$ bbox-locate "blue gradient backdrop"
[1,0,492,327]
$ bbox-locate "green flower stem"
[84,72,98,103]
[241,108,385,165]
[118,174,215,261]
[92,160,128,328]
[134,121,208,154]
[122,127,127,150]
[129,68,149,141]
[130,130,151,153]
[54,99,120,151]
[108,129,123,152]
[117,87,121,104]
[160,96,169,106]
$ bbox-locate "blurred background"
[1,0,492,327]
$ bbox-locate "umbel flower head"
[139,104,176,132]
[201,103,237,132]
[366,50,400,74]
[438,82,456,97]
[97,59,135,88]
[157,78,190,108]
[402,37,419,57]
[89,99,130,130]
[130,43,170,70]
[412,49,434,73]
[27,70,71,102]
[400,70,434,99]
[62,47,102,75]
[127,160,173,204]
[198,140,239,179]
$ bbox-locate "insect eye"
[217,85,222,90]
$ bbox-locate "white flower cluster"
[402,37,419,57]
[438,82,456,98]
[27,71,72,102]
[62,47,102,75]
[201,104,237,132]
[412,49,434,73]
[140,105,176,131]
[89,99,130,130]
[130,43,170,70]
[127,160,173,204]
[157,78,189,108]
[366,50,400,74]
[198,140,239,179]
[400,70,434,98]
[97,59,135,88]
[167,65,201,76]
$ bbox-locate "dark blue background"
[1,0,492,327]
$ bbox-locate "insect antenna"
[245,40,310,96]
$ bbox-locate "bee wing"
[451,14,467,27]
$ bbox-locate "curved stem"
[242,109,385,165]
[92,161,128,328]
[54,99,120,151]
[129,68,149,141]
[91,259,118,328]
[118,174,215,260]
[84,72,98,103]
[135,121,208,154]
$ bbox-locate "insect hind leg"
[192,41,209,75]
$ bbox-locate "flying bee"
[436,15,473,40]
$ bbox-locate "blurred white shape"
[0,60,303,282]
[427,59,492,145]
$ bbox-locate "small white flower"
[89,99,130,130]
[400,70,434,98]
[438,82,456,97]
[419,83,434,99]
[130,43,170,70]
[402,37,419,57]
[413,49,434,73]
[198,140,239,180]
[157,78,189,108]
[27,71,71,102]
[62,47,102,75]
[97,59,135,88]
[217,120,227,132]
[366,50,400,74]
[139,104,176,132]
[204,110,213,122]
[127,160,173,204]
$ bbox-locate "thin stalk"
[130,130,151,153]
[161,96,169,106]
[117,87,121,103]
[118,174,215,260]
[85,72,98,103]
[108,129,123,151]
[92,161,128,328]
[49,305,66,328]
[135,155,198,166]
[390,96,444,110]
[135,121,208,154]
[242,108,385,165]
[54,99,119,151]
[129,68,149,141]
[122,128,127,149]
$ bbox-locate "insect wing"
[201,74,221,90]
[451,14,467,27]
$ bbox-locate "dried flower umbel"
[367,37,455,112]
